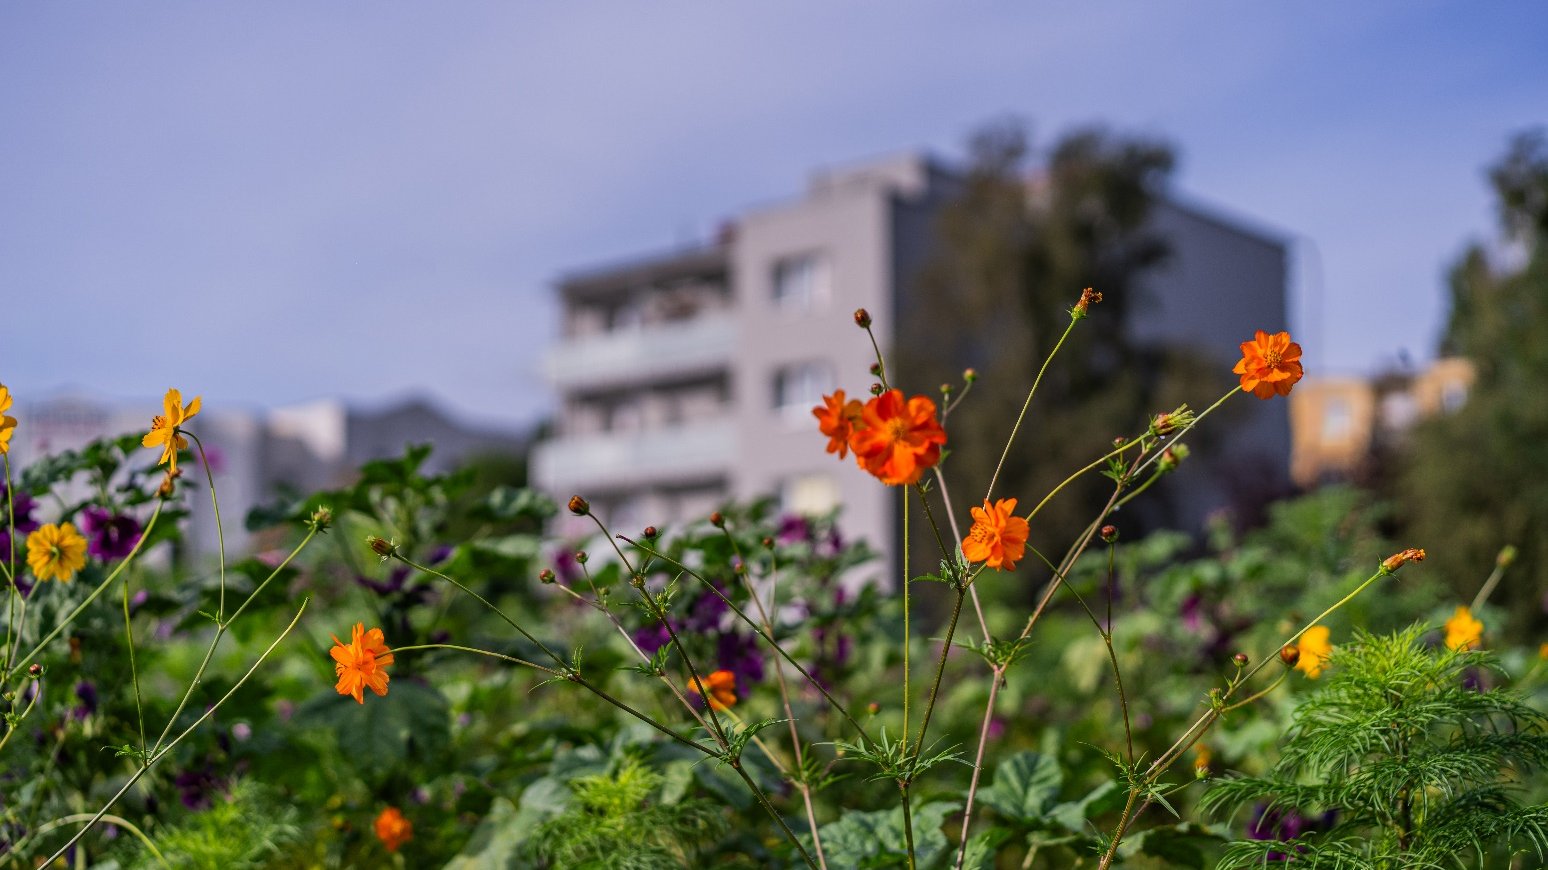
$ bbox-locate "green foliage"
[129,780,305,870]
[525,756,727,869]
[806,800,956,868]
[1206,625,1548,867]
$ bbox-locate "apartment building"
[534,153,1291,570]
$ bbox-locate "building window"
[1321,397,1352,442]
[781,474,839,516]
[773,362,834,418]
[772,253,830,310]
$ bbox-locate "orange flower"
[813,390,865,459]
[374,806,413,853]
[331,622,393,704]
[687,669,737,711]
[1444,606,1483,651]
[961,498,1030,571]
[141,388,202,474]
[849,390,947,486]
[1233,330,1304,399]
[1294,625,1333,679]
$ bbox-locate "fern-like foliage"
[526,755,726,869]
[130,780,304,869]
[1205,624,1548,868]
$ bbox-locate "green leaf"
[978,751,1064,827]
[809,801,957,868]
[960,825,1014,870]
[444,796,529,869]
[1047,780,1124,833]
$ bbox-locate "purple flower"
[633,623,672,655]
[685,583,730,632]
[553,549,581,584]
[717,632,765,686]
[71,681,98,720]
[80,507,142,561]
[776,515,811,544]
[1179,594,1205,634]
[1247,804,1337,860]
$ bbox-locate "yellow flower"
[1295,625,1333,679]
[0,384,16,455]
[141,388,201,474]
[27,523,88,583]
[1444,606,1483,651]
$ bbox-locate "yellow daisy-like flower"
[27,523,88,583]
[0,383,16,455]
[142,388,201,474]
[1444,606,1484,651]
[1295,625,1333,679]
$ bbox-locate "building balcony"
[545,313,736,392]
[531,417,736,494]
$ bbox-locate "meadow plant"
[4,289,1544,868]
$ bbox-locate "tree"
[898,122,1226,591]
[1399,130,1548,633]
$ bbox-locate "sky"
[2,2,1544,430]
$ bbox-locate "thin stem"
[930,467,990,643]
[187,432,227,621]
[1021,439,1143,524]
[900,782,917,870]
[4,455,17,673]
[902,488,910,753]
[985,317,1077,499]
[953,670,1002,870]
[396,555,568,669]
[5,502,164,683]
[1470,558,1510,611]
[46,598,310,866]
[0,672,42,756]
[122,571,147,759]
[394,643,561,675]
[576,675,717,757]
[911,586,965,759]
[732,761,820,870]
[21,813,169,869]
[153,525,315,752]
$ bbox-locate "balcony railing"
[545,313,736,391]
[531,417,736,493]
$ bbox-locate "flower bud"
[1113,436,1127,448]
[156,468,182,499]
[1279,645,1300,667]
[761,536,774,549]
[575,550,589,564]
[1380,547,1426,574]
[1072,287,1103,320]
[869,363,882,376]
[28,663,43,677]
[709,511,725,528]
[869,383,883,396]
[642,526,658,540]
[1100,525,1118,544]
[1233,653,1249,667]
[1158,444,1190,472]
[309,505,333,532]
[963,368,977,384]
[538,568,556,585]
[568,495,590,516]
[1497,545,1517,567]
[940,383,953,395]
[853,308,872,329]
[367,536,397,561]
[866,701,880,715]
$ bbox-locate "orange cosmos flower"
[141,388,202,474]
[1444,606,1483,651]
[1233,330,1304,399]
[687,669,738,711]
[331,622,394,704]
[27,523,89,583]
[0,384,16,455]
[813,389,865,459]
[961,498,1030,571]
[1294,625,1333,679]
[849,389,947,486]
[374,806,413,852]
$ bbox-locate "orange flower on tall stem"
[687,669,738,711]
[142,388,202,474]
[1444,606,1483,651]
[813,390,865,459]
[849,389,946,486]
[1233,330,1304,399]
[961,498,1030,571]
[374,806,413,852]
[331,622,394,704]
[1294,625,1333,678]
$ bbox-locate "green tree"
[1400,130,1548,632]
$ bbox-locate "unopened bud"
[869,383,883,396]
[853,308,872,329]
[1113,436,1127,448]
[867,702,880,715]
[869,363,882,376]
[575,550,589,564]
[1279,645,1300,667]
[642,526,658,540]
[1233,653,1249,667]
[1100,525,1119,544]
[940,383,953,395]
[963,368,977,384]
[568,495,590,516]
[1380,547,1426,574]
[309,505,333,532]
[538,568,556,584]
[28,663,43,677]
[762,536,774,549]
[367,536,397,561]
[709,511,725,528]
[1497,545,1517,568]
[1158,444,1190,472]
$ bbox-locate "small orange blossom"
[142,388,202,474]
[1444,606,1484,651]
[849,389,946,486]
[961,498,1030,571]
[1233,330,1304,399]
[687,669,738,711]
[1295,625,1333,678]
[813,390,865,459]
[374,806,413,852]
[27,523,88,583]
[331,622,394,704]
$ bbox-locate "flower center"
[1264,349,1284,366]
[886,418,910,442]
[150,415,169,431]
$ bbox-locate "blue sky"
[2,2,1544,428]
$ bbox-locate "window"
[1321,397,1352,442]
[773,362,834,418]
[772,253,830,310]
[781,474,839,516]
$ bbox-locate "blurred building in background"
[10,394,525,558]
[535,152,1291,571]
[1290,357,1474,487]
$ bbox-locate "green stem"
[122,571,147,759]
[187,432,227,621]
[46,599,309,866]
[395,555,569,669]
[21,813,169,869]
[985,317,1077,499]
[394,643,562,675]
